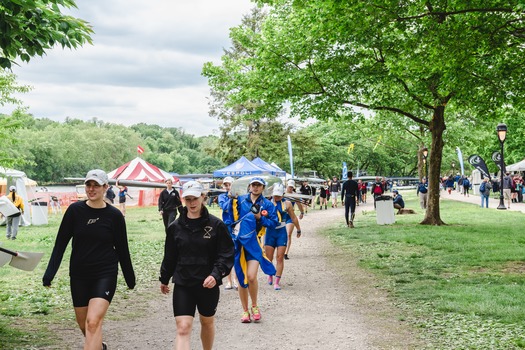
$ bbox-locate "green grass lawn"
[323,190,525,349]
[1,197,525,349]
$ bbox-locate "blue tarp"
[213,156,269,177]
[251,157,286,177]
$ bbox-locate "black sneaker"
[102,342,108,350]
[284,254,289,260]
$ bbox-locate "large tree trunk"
[421,106,446,225]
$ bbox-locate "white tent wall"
[0,167,37,226]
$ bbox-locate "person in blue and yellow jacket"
[265,183,301,291]
[231,177,278,324]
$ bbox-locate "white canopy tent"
[506,158,525,172]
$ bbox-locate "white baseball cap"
[223,176,234,184]
[249,177,266,186]
[272,184,284,197]
[182,181,204,198]
[84,169,108,185]
[9,185,16,192]
[287,180,295,188]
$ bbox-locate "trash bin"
[31,202,48,226]
[375,195,395,225]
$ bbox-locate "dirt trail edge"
[63,202,423,349]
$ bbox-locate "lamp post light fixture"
[422,147,428,178]
[451,161,456,174]
[497,123,508,210]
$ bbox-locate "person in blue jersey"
[231,177,279,323]
[42,169,135,350]
[217,176,238,290]
[159,181,234,350]
[265,183,301,290]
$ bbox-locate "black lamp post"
[422,147,428,179]
[451,161,456,174]
[497,123,507,210]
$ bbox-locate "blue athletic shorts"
[264,227,288,248]
[70,276,117,307]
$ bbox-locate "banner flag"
[137,145,145,154]
[456,147,465,175]
[491,151,506,173]
[342,162,348,180]
[287,135,294,178]
[468,154,491,179]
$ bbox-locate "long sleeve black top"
[159,206,234,287]
[42,201,135,289]
[158,188,183,214]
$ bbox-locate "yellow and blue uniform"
[265,200,288,248]
[232,193,278,288]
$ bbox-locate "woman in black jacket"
[159,181,234,350]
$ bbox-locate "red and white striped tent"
[107,157,175,182]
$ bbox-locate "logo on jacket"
[203,226,212,239]
[87,218,100,225]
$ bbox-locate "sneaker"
[251,306,261,322]
[274,283,281,290]
[233,281,238,290]
[241,311,251,323]
[349,221,354,228]
[224,282,232,290]
[284,254,289,260]
[102,342,108,350]
[267,275,273,285]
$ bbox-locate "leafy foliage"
[0,0,93,69]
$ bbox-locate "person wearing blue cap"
[231,176,279,323]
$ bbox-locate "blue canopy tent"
[251,157,286,177]
[213,156,269,177]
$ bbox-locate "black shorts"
[119,196,126,204]
[70,276,117,307]
[173,284,220,317]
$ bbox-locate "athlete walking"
[341,171,359,228]
[284,180,304,260]
[159,181,234,350]
[42,169,135,350]
[265,184,301,290]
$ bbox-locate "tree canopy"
[0,0,93,69]
[204,1,525,225]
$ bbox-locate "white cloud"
[0,0,255,136]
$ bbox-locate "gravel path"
[59,200,422,349]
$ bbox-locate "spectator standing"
[42,169,135,350]
[104,185,116,205]
[462,176,470,197]
[158,178,183,231]
[502,172,513,209]
[5,186,24,240]
[329,176,341,208]
[116,182,133,216]
[371,177,384,208]
[445,175,455,194]
[159,181,234,350]
[479,177,491,208]
[416,178,429,209]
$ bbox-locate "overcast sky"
[0,0,256,136]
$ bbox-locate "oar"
[0,246,44,271]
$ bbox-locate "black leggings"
[70,276,117,307]
[173,284,220,317]
[344,196,356,225]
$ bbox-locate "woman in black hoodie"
[159,181,234,350]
